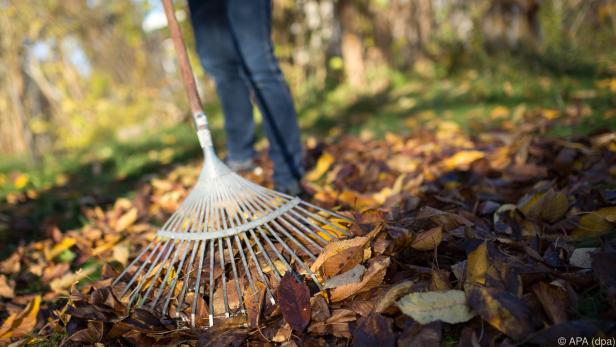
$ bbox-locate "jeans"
[188,0,304,186]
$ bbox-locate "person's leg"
[225,0,304,189]
[188,0,256,163]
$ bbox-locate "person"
[187,0,303,195]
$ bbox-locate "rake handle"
[161,0,203,115]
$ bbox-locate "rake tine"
[208,238,215,326]
[191,239,207,326]
[128,239,172,306]
[174,238,200,317]
[241,232,276,304]
[116,239,157,292]
[226,237,245,314]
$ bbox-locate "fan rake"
[112,0,352,327]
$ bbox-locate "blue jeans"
[188,0,304,186]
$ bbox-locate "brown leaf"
[197,328,248,347]
[330,257,390,302]
[115,207,139,232]
[243,281,266,329]
[0,252,20,274]
[277,272,311,332]
[411,226,443,251]
[0,275,15,298]
[351,313,395,347]
[398,321,442,347]
[374,280,414,313]
[467,286,538,340]
[532,282,568,324]
[310,236,369,276]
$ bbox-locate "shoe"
[225,158,257,173]
[274,180,303,196]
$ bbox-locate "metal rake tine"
[160,239,192,313]
[218,238,230,317]
[235,234,256,293]
[240,232,276,304]
[114,239,156,288]
[208,238,215,326]
[147,239,185,308]
[225,237,245,314]
[174,239,200,317]
[239,185,322,258]
[191,239,207,326]
[262,222,324,290]
[128,239,172,306]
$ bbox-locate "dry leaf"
[0,275,15,298]
[45,237,76,261]
[441,150,485,170]
[115,207,138,232]
[310,236,369,275]
[466,242,488,286]
[396,290,475,324]
[0,295,40,342]
[306,152,334,181]
[324,264,365,289]
[411,226,443,250]
[374,280,414,313]
[243,281,266,329]
[571,207,616,239]
[277,273,311,332]
[330,257,390,302]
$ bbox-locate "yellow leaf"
[115,207,138,232]
[540,191,569,223]
[441,150,485,171]
[13,174,29,189]
[466,242,488,286]
[571,206,616,240]
[0,295,40,342]
[411,226,443,251]
[306,152,334,181]
[490,106,509,119]
[396,290,475,324]
[45,237,76,261]
[112,242,130,266]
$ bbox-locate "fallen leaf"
[351,313,395,347]
[0,275,15,298]
[411,226,443,250]
[532,282,568,324]
[0,295,41,342]
[45,237,77,261]
[467,286,537,340]
[115,207,139,232]
[466,242,488,286]
[306,152,334,181]
[441,150,485,171]
[243,281,266,329]
[569,248,596,268]
[396,290,475,324]
[277,272,311,332]
[398,321,442,347]
[540,191,569,223]
[374,280,414,313]
[310,236,369,275]
[571,207,616,239]
[330,257,390,302]
[324,264,365,289]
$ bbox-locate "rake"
[112,0,352,327]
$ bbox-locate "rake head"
[113,123,352,327]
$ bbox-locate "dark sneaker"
[274,180,303,196]
[225,158,257,173]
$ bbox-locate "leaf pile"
[1,121,616,345]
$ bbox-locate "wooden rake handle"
[161,0,203,115]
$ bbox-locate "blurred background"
[1,0,615,250]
